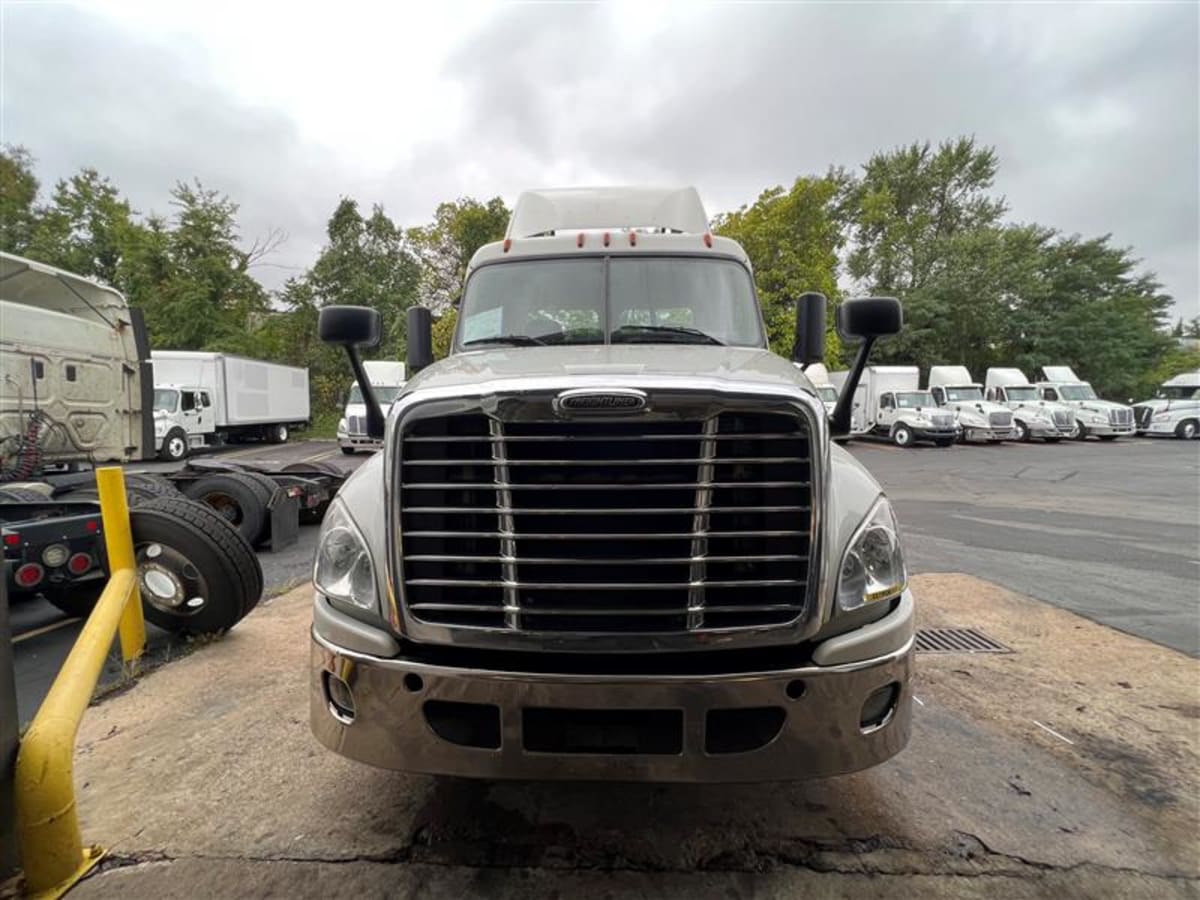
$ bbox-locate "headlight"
[313,500,376,612]
[337,418,347,433]
[836,498,907,612]
[1087,412,1107,423]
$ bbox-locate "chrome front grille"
[398,409,813,635]
[989,411,1013,429]
[1109,408,1133,427]
[1052,409,1074,428]
[348,415,365,436]
[931,412,955,429]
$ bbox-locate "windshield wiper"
[462,334,547,348]
[610,325,724,345]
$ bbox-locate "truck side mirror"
[319,306,385,439]
[407,307,434,374]
[829,297,903,437]
[791,292,827,365]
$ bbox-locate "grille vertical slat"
[400,405,813,635]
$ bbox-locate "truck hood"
[1061,398,1130,414]
[403,345,813,395]
[944,400,1010,421]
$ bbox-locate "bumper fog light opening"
[860,682,901,734]
[323,671,356,724]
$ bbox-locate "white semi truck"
[1133,370,1199,439]
[337,360,406,454]
[830,365,957,447]
[1035,366,1135,440]
[983,368,1076,441]
[151,351,311,460]
[799,362,839,416]
[926,366,1016,442]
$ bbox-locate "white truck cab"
[1036,366,1135,440]
[983,368,1076,441]
[1133,370,1200,439]
[799,362,839,415]
[337,360,406,454]
[833,365,957,447]
[926,365,1015,442]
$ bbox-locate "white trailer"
[151,351,310,460]
[337,359,406,454]
[1133,370,1199,438]
[1035,365,1135,440]
[832,366,957,447]
[926,365,1016,442]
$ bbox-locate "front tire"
[269,424,289,444]
[340,446,357,455]
[892,424,914,448]
[1014,420,1030,443]
[1073,422,1088,441]
[1098,434,1118,442]
[159,428,189,462]
[934,437,955,447]
[1177,420,1198,440]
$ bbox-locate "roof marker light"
[628,231,637,247]
[502,238,512,253]
[703,233,713,248]
[3,533,20,547]
[577,232,585,248]
[603,232,611,247]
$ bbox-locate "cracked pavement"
[64,574,1198,898]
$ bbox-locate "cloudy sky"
[3,1,1197,316]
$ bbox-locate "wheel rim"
[896,429,911,446]
[168,436,186,458]
[1016,422,1028,441]
[137,542,209,615]
[276,425,288,442]
[202,491,243,525]
[1185,423,1197,439]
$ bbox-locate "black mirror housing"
[407,307,434,373]
[318,306,382,348]
[791,292,827,365]
[837,296,902,341]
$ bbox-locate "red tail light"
[15,562,44,588]
[67,552,93,575]
[85,519,100,533]
[3,533,19,547]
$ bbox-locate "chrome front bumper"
[310,599,914,783]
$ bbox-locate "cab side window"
[880,393,894,410]
[181,391,196,412]
[199,392,211,408]
[1042,388,1058,401]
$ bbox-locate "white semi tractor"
[831,365,957,447]
[799,362,839,416]
[983,368,1076,441]
[1035,366,1135,440]
[151,351,311,461]
[337,360,406,454]
[926,365,1015,442]
[1133,370,1200,439]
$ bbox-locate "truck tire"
[1013,419,1030,442]
[892,424,914,448]
[128,497,262,634]
[1098,435,1118,442]
[124,473,183,498]
[934,437,955,447]
[1072,422,1088,441]
[160,428,189,461]
[341,446,356,455]
[182,473,269,546]
[236,472,283,538]
[68,483,162,508]
[0,486,46,502]
[1176,419,1197,440]
[269,424,289,444]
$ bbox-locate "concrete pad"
[66,575,1198,897]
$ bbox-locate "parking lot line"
[1032,719,1075,745]
[300,447,341,462]
[13,617,82,644]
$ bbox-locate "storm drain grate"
[915,627,1011,654]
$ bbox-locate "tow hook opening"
[860,682,901,733]
[324,671,356,724]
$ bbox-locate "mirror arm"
[829,336,876,436]
[344,347,386,439]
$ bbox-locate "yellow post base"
[25,845,104,900]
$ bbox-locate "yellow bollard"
[96,468,145,666]
[16,466,144,896]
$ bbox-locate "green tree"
[713,176,844,360]
[0,145,40,253]
[309,198,420,357]
[407,196,509,313]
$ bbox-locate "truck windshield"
[1058,384,1098,401]
[943,386,983,402]
[815,386,838,403]
[153,389,179,413]
[1004,386,1038,401]
[456,257,764,350]
[348,385,403,405]
[1158,386,1199,399]
[896,392,935,409]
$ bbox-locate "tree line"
[2,137,1194,430]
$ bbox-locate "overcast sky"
[3,1,1197,317]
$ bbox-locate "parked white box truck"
[151,351,310,460]
[983,368,1076,440]
[337,360,406,454]
[926,365,1016,442]
[1035,366,1135,440]
[1133,370,1199,439]
[832,366,957,447]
